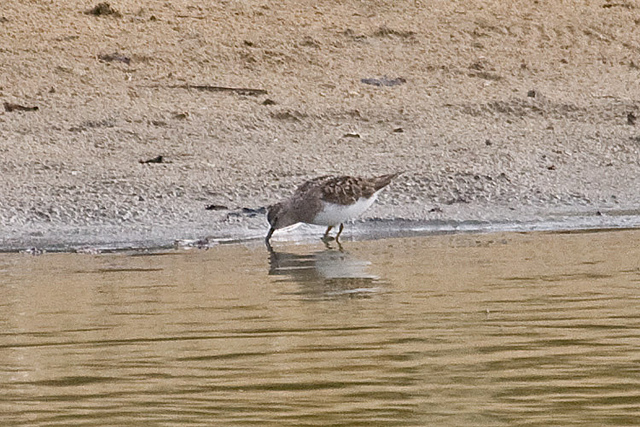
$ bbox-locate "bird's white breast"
[311,192,379,226]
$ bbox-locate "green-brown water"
[1,230,640,426]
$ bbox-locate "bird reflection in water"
[267,245,386,300]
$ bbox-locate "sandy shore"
[1,0,639,250]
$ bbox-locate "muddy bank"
[1,1,639,250]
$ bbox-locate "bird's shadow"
[267,245,386,300]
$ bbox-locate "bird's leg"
[266,239,275,253]
[335,223,344,242]
[322,225,334,241]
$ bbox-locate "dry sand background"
[1,0,639,249]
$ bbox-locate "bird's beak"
[265,227,275,246]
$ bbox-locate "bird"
[265,173,401,245]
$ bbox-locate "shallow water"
[1,230,640,426]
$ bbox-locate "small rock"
[373,26,415,38]
[392,127,404,133]
[85,2,121,17]
[98,52,131,65]
[469,60,488,71]
[21,247,45,256]
[262,98,276,106]
[271,110,305,121]
[241,207,267,217]
[360,77,406,87]
[342,132,361,138]
[527,90,536,98]
[139,155,164,164]
[205,204,229,211]
[627,112,636,126]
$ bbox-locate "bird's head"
[266,202,283,230]
[266,202,298,231]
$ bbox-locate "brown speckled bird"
[266,173,401,245]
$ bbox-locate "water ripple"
[0,230,639,425]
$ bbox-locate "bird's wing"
[320,176,376,205]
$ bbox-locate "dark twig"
[139,155,165,164]
[4,102,38,112]
[169,84,267,96]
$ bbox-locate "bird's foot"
[322,238,344,252]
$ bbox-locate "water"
[1,229,639,426]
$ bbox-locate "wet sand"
[1,1,640,250]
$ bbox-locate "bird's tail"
[372,172,402,191]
